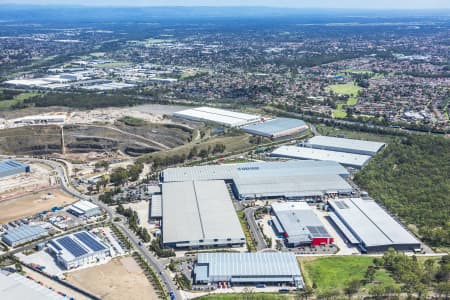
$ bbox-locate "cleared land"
[299,256,396,293]
[0,189,77,224]
[65,256,158,300]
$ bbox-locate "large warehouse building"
[241,118,309,139]
[48,230,111,270]
[271,202,333,247]
[67,200,101,218]
[271,145,372,168]
[328,198,421,253]
[2,225,48,247]
[306,136,385,156]
[173,106,260,127]
[0,160,30,178]
[162,180,245,249]
[194,252,303,287]
[0,272,65,300]
[162,160,352,200]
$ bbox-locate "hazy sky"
[1,0,450,9]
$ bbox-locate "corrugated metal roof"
[306,136,385,155]
[272,202,331,244]
[2,225,48,243]
[162,181,244,245]
[241,118,308,136]
[329,198,419,248]
[272,145,371,168]
[0,160,29,172]
[196,252,302,279]
[234,174,352,199]
[0,272,65,300]
[150,194,162,218]
[174,106,260,127]
[163,160,349,183]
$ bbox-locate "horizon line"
[1,3,450,11]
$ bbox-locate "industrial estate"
[0,5,449,300]
[0,102,437,300]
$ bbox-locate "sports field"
[328,82,361,96]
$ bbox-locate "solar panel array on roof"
[48,230,110,270]
[57,237,88,257]
[74,232,106,252]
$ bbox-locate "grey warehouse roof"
[151,194,162,218]
[0,272,65,300]
[271,145,371,168]
[162,160,351,200]
[306,136,385,155]
[329,198,420,248]
[162,160,349,183]
[2,225,47,243]
[241,118,307,137]
[162,181,245,246]
[195,252,302,282]
[272,202,331,244]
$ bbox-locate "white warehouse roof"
[271,145,371,168]
[306,136,385,156]
[162,180,245,247]
[329,198,420,252]
[173,106,260,127]
[0,272,65,300]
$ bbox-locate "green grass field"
[346,97,358,105]
[332,103,347,119]
[300,256,396,293]
[328,82,361,96]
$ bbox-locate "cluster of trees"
[116,204,151,243]
[373,249,450,298]
[98,187,122,205]
[150,237,175,258]
[355,135,450,247]
[24,92,146,109]
[110,162,144,186]
[144,143,227,170]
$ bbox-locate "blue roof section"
[2,225,47,243]
[241,118,307,136]
[0,160,29,172]
[74,232,106,252]
[57,236,88,257]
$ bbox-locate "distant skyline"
[1,0,450,10]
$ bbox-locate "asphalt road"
[244,207,267,251]
[22,158,182,300]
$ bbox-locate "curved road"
[23,158,181,300]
